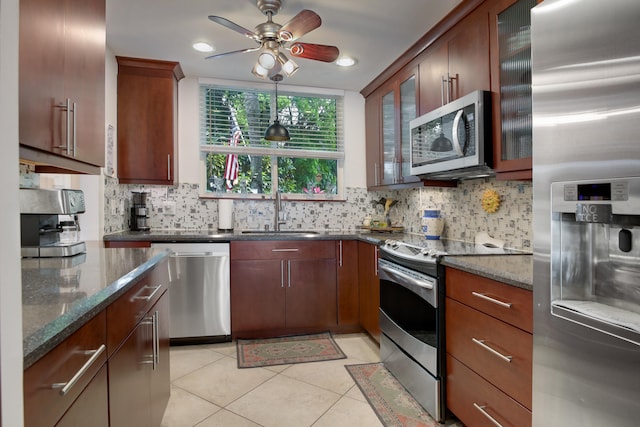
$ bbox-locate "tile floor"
[161,333,463,427]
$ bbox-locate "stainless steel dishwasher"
[151,242,230,344]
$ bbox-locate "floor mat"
[236,332,346,368]
[346,362,440,427]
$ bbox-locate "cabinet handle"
[287,260,291,288]
[374,163,379,186]
[472,338,513,363]
[374,246,379,276]
[167,154,171,181]
[441,76,448,105]
[72,101,77,157]
[280,260,285,288]
[473,403,505,427]
[51,344,106,396]
[131,284,163,302]
[271,248,299,252]
[471,291,513,309]
[338,241,343,267]
[153,310,159,369]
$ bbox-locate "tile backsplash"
[104,176,532,251]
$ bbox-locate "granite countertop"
[441,254,533,291]
[22,241,171,369]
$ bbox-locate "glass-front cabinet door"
[377,69,420,186]
[490,0,538,179]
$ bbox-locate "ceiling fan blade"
[278,10,321,41]
[208,15,260,41]
[289,43,340,62]
[205,46,261,60]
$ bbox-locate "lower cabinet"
[357,241,380,342]
[23,311,107,427]
[230,240,337,337]
[445,267,532,427]
[107,260,170,427]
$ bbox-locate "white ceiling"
[106,0,462,92]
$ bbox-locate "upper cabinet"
[365,67,420,188]
[489,0,538,179]
[418,4,491,115]
[19,0,106,174]
[116,57,184,185]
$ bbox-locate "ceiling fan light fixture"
[336,56,356,67]
[258,51,276,69]
[276,52,299,76]
[252,63,269,79]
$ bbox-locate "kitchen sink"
[241,230,320,235]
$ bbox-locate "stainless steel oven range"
[378,238,515,422]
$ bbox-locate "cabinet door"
[56,365,109,427]
[381,88,397,185]
[108,321,152,427]
[19,0,65,154]
[337,240,359,327]
[149,292,171,427]
[418,40,449,115]
[357,241,380,342]
[117,58,183,185]
[447,4,491,101]
[287,258,337,328]
[365,93,382,187]
[489,0,537,179]
[231,259,286,334]
[63,0,105,166]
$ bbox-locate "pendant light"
[264,74,290,141]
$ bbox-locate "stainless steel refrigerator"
[531,0,640,426]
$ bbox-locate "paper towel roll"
[218,199,234,231]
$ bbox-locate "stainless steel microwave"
[409,90,492,180]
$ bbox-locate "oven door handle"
[379,264,434,290]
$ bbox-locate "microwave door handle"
[451,109,465,156]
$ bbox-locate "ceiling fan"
[207,0,340,79]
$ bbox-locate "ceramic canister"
[421,210,444,240]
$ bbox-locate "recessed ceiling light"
[336,57,356,67]
[193,42,214,53]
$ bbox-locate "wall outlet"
[163,201,176,215]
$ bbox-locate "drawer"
[445,267,532,333]
[24,311,107,427]
[106,258,169,355]
[447,354,531,427]
[446,298,532,409]
[231,240,336,260]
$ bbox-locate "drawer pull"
[51,344,106,396]
[472,292,512,308]
[271,248,299,252]
[131,284,163,302]
[473,403,505,427]
[472,338,513,363]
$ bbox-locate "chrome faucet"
[274,190,287,231]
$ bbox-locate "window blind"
[199,84,344,160]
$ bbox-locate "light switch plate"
[163,201,176,215]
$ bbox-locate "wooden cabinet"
[24,311,107,427]
[419,3,491,115]
[336,240,360,331]
[445,267,532,427]
[116,57,184,185]
[19,0,106,174]
[230,240,337,338]
[489,0,539,179]
[104,240,152,248]
[357,241,380,342]
[107,258,170,427]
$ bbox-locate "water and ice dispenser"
[550,177,640,345]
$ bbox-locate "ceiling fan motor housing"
[257,0,282,16]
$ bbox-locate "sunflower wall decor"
[481,189,501,214]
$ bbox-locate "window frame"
[198,78,345,201]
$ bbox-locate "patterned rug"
[236,332,347,368]
[346,363,440,427]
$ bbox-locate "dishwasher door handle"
[172,252,227,258]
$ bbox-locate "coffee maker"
[130,191,150,231]
[20,188,86,257]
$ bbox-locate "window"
[199,81,344,199]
